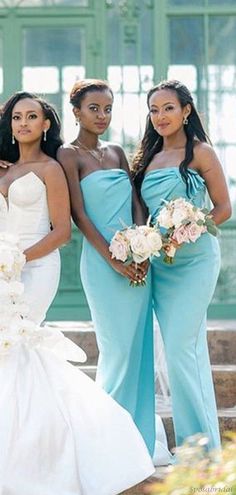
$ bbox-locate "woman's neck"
[76,130,100,149]
[17,143,45,164]
[162,130,187,151]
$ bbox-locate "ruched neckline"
[80,168,127,184]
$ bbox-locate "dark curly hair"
[69,79,114,108]
[132,80,210,195]
[0,91,63,162]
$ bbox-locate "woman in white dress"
[0,91,154,495]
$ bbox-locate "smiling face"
[148,89,191,138]
[74,89,113,135]
[11,98,50,144]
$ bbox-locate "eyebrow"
[150,101,176,108]
[12,110,39,115]
[88,103,112,107]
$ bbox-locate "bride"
[0,91,154,495]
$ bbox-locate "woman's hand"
[110,258,147,283]
[0,160,12,168]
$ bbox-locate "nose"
[97,110,106,120]
[20,118,28,127]
[157,108,166,120]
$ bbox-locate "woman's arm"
[195,143,232,225]
[57,147,142,282]
[23,163,71,262]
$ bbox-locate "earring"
[43,129,47,142]
[12,134,15,144]
[76,118,80,126]
[183,116,189,125]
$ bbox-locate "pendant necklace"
[75,139,105,163]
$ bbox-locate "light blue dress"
[141,167,221,450]
[80,169,155,455]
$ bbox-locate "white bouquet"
[156,197,218,264]
[109,219,162,286]
[0,232,26,281]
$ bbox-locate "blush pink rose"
[172,225,190,244]
[185,223,203,242]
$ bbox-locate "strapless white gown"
[0,172,154,495]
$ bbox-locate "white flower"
[157,206,174,229]
[130,234,151,263]
[109,232,130,262]
[136,225,153,236]
[123,228,137,240]
[172,206,189,228]
[146,231,162,257]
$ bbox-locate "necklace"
[75,139,105,163]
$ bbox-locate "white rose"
[157,207,174,229]
[172,207,189,228]
[124,228,138,240]
[136,225,153,236]
[130,234,150,263]
[109,236,129,262]
[146,231,162,256]
[0,250,15,272]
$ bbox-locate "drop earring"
[43,129,47,142]
[183,116,189,125]
[12,134,15,144]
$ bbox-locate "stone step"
[47,320,236,366]
[161,407,236,451]
[74,363,236,410]
[207,322,236,365]
[212,365,236,408]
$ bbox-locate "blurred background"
[1,0,236,320]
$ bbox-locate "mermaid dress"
[0,171,155,495]
[80,168,156,455]
[141,167,221,450]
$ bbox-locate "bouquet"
[0,232,86,362]
[109,220,162,286]
[156,197,218,264]
[0,232,26,281]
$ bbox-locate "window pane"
[0,0,89,6]
[208,0,236,4]
[22,27,86,141]
[106,0,154,149]
[168,0,204,4]
[168,16,205,109]
[208,16,236,217]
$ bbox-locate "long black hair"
[0,91,63,162]
[132,80,210,195]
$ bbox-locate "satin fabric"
[142,167,221,450]
[0,171,155,495]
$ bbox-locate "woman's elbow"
[224,201,232,222]
[58,223,71,245]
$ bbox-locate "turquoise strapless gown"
[80,169,155,455]
[141,167,221,450]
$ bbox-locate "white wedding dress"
[0,172,154,495]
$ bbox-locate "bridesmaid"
[132,79,231,450]
[57,79,156,455]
